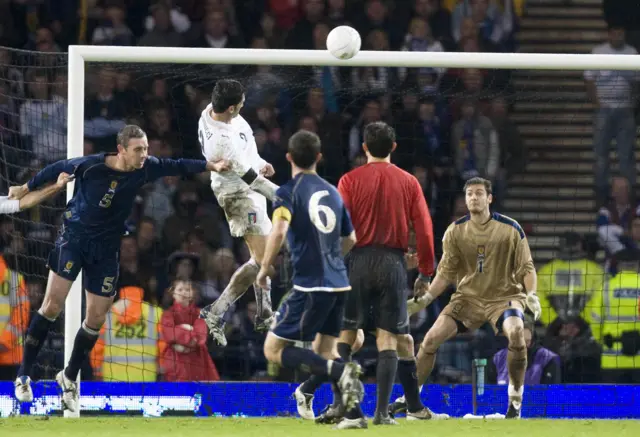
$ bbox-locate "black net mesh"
[0,46,628,387]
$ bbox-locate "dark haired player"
[329,121,436,428]
[12,125,229,412]
[256,130,364,418]
[198,79,280,345]
[408,177,540,418]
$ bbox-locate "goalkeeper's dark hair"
[117,125,147,149]
[288,130,321,169]
[211,79,244,113]
[363,121,396,158]
[463,177,492,195]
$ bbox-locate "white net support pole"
[64,47,85,419]
[64,44,640,418]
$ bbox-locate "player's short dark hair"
[463,177,492,194]
[117,125,147,149]
[363,121,396,158]
[288,130,321,169]
[211,79,244,113]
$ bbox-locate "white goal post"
[64,45,640,418]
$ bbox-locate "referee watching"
[337,121,435,425]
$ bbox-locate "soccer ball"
[326,25,361,60]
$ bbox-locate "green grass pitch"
[2,417,640,437]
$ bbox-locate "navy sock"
[300,358,344,395]
[281,346,345,380]
[300,374,328,395]
[337,342,352,362]
[64,323,100,381]
[18,312,54,377]
[398,358,424,412]
[375,350,398,418]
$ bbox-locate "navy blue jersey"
[27,153,207,246]
[273,172,353,292]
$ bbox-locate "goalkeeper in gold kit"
[407,177,540,418]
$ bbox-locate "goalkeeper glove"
[526,292,541,321]
[408,291,435,316]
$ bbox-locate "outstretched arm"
[19,173,74,210]
[3,173,74,214]
[145,156,230,181]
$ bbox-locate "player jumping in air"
[2,172,73,214]
[12,125,230,411]
[197,79,280,345]
[399,177,541,419]
[255,129,364,419]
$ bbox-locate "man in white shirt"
[1,172,72,214]
[584,24,639,205]
[198,79,279,346]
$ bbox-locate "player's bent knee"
[397,334,415,358]
[506,323,525,345]
[263,334,284,364]
[351,329,365,354]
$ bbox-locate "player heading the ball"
[12,125,229,412]
[410,177,541,419]
[198,79,280,346]
[256,129,364,414]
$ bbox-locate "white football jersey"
[198,104,267,197]
[0,196,20,214]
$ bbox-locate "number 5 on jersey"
[309,191,336,234]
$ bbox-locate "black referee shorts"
[343,246,410,335]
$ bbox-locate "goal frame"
[64,44,640,417]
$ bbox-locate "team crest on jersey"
[248,212,257,224]
[63,261,74,274]
[476,245,485,273]
[110,180,118,190]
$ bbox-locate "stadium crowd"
[0,0,635,386]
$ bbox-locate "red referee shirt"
[338,162,435,277]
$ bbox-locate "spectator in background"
[19,70,67,162]
[327,0,349,27]
[488,315,561,385]
[411,0,453,46]
[0,253,29,381]
[355,0,402,49]
[451,98,499,185]
[160,280,219,382]
[192,9,244,50]
[90,286,165,382]
[285,0,325,50]
[584,25,639,206]
[543,316,602,383]
[91,4,134,46]
[398,18,446,84]
[536,232,604,327]
[351,30,393,96]
[489,97,525,181]
[300,88,344,185]
[144,0,191,35]
[84,68,127,146]
[596,176,638,260]
[349,99,383,162]
[138,2,185,47]
[589,248,640,383]
[451,0,507,49]
[144,174,179,238]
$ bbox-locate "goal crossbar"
[65,44,640,417]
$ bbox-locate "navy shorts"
[47,233,120,297]
[271,290,345,342]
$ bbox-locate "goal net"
[0,44,638,416]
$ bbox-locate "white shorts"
[217,191,272,237]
